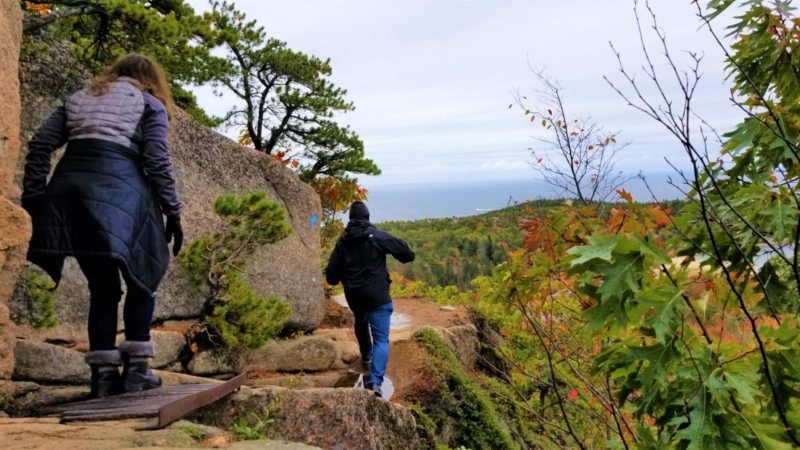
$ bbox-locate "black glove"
[21,196,43,217]
[165,215,184,257]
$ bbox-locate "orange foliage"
[25,2,51,16]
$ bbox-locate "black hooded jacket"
[325,220,415,310]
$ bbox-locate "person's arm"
[21,107,68,212]
[374,231,416,263]
[325,241,344,286]
[140,95,183,219]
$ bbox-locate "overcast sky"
[186,0,741,188]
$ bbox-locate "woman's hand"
[165,215,184,256]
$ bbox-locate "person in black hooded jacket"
[325,201,415,397]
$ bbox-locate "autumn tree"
[20,0,222,125]
[312,176,368,256]
[600,0,800,445]
[468,1,800,448]
[516,69,630,205]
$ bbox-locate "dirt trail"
[251,296,470,401]
[330,295,469,337]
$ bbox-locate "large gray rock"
[16,46,326,332]
[167,112,325,330]
[333,338,360,366]
[187,350,237,376]
[194,386,422,450]
[12,339,88,384]
[152,330,187,368]
[244,335,338,373]
[151,330,187,368]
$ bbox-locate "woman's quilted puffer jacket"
[22,77,182,294]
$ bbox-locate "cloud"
[186,0,743,188]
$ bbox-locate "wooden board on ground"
[40,373,246,429]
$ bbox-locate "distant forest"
[380,198,685,289]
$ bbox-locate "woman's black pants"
[77,257,155,351]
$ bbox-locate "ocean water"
[363,174,683,222]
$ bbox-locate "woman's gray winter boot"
[119,340,162,393]
[86,350,124,398]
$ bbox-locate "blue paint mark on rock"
[309,214,319,227]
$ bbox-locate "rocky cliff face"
[14,44,326,332]
[0,0,28,382]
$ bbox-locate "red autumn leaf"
[567,389,579,401]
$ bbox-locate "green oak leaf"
[567,235,619,266]
[636,285,686,343]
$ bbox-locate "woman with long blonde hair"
[21,54,184,397]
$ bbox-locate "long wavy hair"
[90,53,175,120]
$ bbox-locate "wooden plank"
[44,385,214,414]
[42,374,245,428]
[52,393,185,409]
[63,408,160,419]
[46,394,184,414]
[62,410,159,421]
[58,403,163,416]
[139,373,247,430]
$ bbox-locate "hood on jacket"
[342,219,374,241]
[349,200,370,221]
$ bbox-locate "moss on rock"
[11,267,57,330]
[413,328,518,450]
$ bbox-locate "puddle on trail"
[333,295,412,330]
[391,313,412,330]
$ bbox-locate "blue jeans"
[352,301,393,387]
